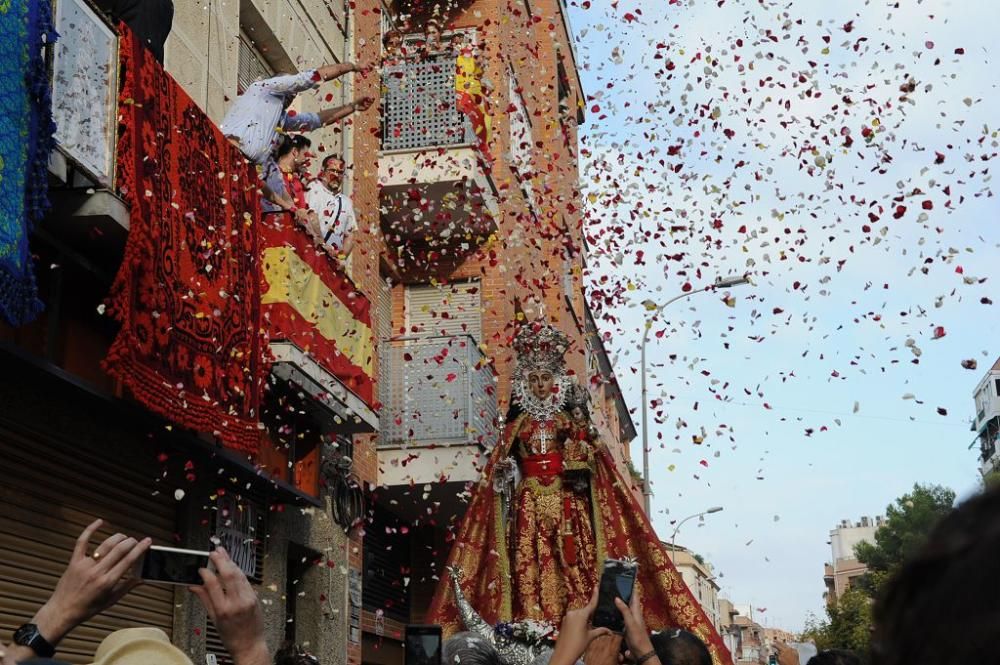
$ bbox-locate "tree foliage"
[854,483,955,590]
[800,588,872,653]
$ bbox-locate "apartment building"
[972,357,1000,476]
[1,1,371,664]
[354,0,637,662]
[666,545,723,632]
[0,2,636,665]
[823,515,883,604]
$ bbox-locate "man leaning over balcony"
[306,155,356,271]
[219,64,373,220]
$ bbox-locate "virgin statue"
[427,320,731,665]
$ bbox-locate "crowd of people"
[4,484,999,665]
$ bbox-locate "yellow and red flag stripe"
[259,217,374,405]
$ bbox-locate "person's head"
[871,486,1000,665]
[276,134,312,169]
[88,628,194,665]
[383,29,403,53]
[649,629,712,665]
[806,650,861,665]
[451,31,470,51]
[319,155,346,191]
[425,20,442,48]
[527,369,555,401]
[273,642,319,665]
[442,633,503,665]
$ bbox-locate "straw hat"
[89,628,193,665]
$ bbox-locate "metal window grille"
[405,281,482,340]
[381,53,476,151]
[238,33,275,94]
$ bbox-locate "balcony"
[259,220,379,434]
[46,0,130,253]
[379,53,498,248]
[377,334,497,486]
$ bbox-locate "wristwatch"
[13,623,57,658]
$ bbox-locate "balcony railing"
[50,0,119,186]
[381,53,476,152]
[378,335,497,448]
[260,219,375,408]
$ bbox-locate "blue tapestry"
[0,0,57,326]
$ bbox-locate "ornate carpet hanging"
[105,26,264,452]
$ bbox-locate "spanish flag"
[260,217,375,404]
[455,48,492,162]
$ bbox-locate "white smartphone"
[140,545,212,585]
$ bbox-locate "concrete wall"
[830,523,877,561]
[165,0,354,161]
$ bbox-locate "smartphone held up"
[140,545,212,586]
[592,558,639,632]
[405,625,442,665]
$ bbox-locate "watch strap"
[14,623,56,658]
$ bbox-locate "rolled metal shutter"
[0,421,177,664]
[404,280,482,342]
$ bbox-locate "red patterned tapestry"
[105,27,264,452]
[259,216,375,405]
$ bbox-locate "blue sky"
[568,0,1000,629]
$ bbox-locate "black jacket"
[93,0,174,63]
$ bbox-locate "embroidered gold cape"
[427,411,732,665]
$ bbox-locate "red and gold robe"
[427,410,732,665]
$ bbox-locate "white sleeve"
[259,70,320,96]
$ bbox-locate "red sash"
[522,452,564,478]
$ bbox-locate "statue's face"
[571,406,586,422]
[527,370,555,401]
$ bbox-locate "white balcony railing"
[51,0,119,186]
[381,53,476,152]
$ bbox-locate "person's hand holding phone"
[549,587,614,665]
[33,519,152,648]
[615,590,655,664]
[190,548,269,665]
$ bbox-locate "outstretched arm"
[315,62,361,81]
[317,96,375,127]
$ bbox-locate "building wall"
[667,549,722,631]
[358,0,636,658]
[166,0,351,158]
[830,521,878,561]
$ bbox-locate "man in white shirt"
[219,65,372,214]
[306,155,356,263]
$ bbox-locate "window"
[995,378,1000,396]
[238,32,275,94]
[977,389,990,421]
[405,281,482,342]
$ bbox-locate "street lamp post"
[640,276,751,515]
[670,506,724,556]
